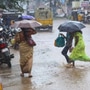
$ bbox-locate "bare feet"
[20,73,24,77]
[65,63,74,68]
[28,74,32,78]
[20,73,32,78]
[69,60,75,67]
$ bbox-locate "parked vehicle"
[9,28,19,50]
[2,12,21,27]
[0,26,14,68]
[83,13,90,24]
[35,7,53,32]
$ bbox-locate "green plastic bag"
[54,33,65,47]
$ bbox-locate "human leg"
[28,56,33,77]
[20,65,24,77]
[62,46,70,63]
[62,46,75,66]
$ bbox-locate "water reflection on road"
[1,61,90,90]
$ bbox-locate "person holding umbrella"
[15,28,37,77]
[12,19,41,77]
[69,31,90,63]
[58,21,90,67]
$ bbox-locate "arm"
[74,36,78,46]
[14,33,21,44]
[69,35,78,52]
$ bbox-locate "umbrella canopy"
[10,20,42,28]
[21,15,35,20]
[58,21,86,32]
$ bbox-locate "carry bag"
[27,38,36,46]
[54,33,65,47]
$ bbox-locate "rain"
[0,0,90,90]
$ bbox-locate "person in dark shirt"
[61,32,74,67]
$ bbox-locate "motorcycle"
[0,26,14,68]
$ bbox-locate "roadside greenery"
[0,0,27,12]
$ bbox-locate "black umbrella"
[58,21,86,32]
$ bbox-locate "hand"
[59,33,66,38]
[29,29,37,35]
[69,47,74,52]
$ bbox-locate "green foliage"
[0,0,26,12]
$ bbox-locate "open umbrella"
[58,21,86,32]
[10,20,42,28]
[21,15,35,20]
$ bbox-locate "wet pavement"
[0,19,90,90]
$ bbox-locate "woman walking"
[15,28,37,77]
[69,31,90,65]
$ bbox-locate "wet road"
[0,19,90,90]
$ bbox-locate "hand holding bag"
[27,38,36,46]
[54,33,65,47]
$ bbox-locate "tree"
[0,0,27,12]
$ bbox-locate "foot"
[28,74,32,78]
[20,73,24,77]
[72,61,75,67]
[69,60,75,67]
[65,63,74,68]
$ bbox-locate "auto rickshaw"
[35,7,53,32]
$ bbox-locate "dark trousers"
[61,46,70,63]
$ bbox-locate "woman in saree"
[15,28,37,77]
[69,31,90,67]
